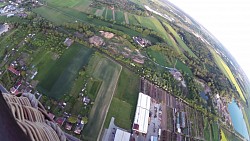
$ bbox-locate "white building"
[114,129,131,141]
[133,92,151,134]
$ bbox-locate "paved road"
[0,84,8,93]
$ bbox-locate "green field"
[176,60,192,75]
[211,122,219,141]
[106,9,113,20]
[133,15,171,42]
[95,8,105,17]
[33,7,75,24]
[105,98,132,129]
[128,14,139,25]
[163,22,198,58]
[83,55,122,141]
[115,10,125,23]
[0,2,7,7]
[221,130,227,141]
[37,43,94,99]
[104,68,140,130]
[147,48,172,67]
[209,48,246,102]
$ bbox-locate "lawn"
[83,55,122,141]
[37,43,94,99]
[163,22,198,58]
[209,48,246,102]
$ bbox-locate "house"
[82,96,90,105]
[8,66,20,76]
[56,117,65,126]
[10,81,22,94]
[65,122,73,131]
[74,120,84,134]
[64,38,74,47]
[48,113,55,120]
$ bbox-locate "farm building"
[114,129,131,141]
[133,92,151,134]
[64,38,74,47]
[0,23,9,36]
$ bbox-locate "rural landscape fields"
[1,0,250,140]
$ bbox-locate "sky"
[167,0,250,80]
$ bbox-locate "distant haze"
[167,0,250,80]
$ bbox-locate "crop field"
[221,128,242,141]
[106,9,113,20]
[128,14,139,25]
[163,22,198,58]
[37,43,94,99]
[83,55,122,141]
[33,7,75,24]
[104,68,139,130]
[211,122,219,141]
[115,10,125,23]
[124,12,129,24]
[209,48,246,102]
[95,7,105,17]
[221,130,227,141]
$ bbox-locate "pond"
[228,100,249,140]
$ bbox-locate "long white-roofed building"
[133,92,151,134]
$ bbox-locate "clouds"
[168,0,250,79]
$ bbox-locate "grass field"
[133,15,171,42]
[209,48,246,102]
[104,68,140,130]
[106,9,113,20]
[211,122,219,141]
[176,60,192,75]
[203,117,211,141]
[95,7,105,17]
[163,22,198,58]
[128,14,139,25]
[37,43,94,99]
[115,10,125,23]
[0,2,7,7]
[147,48,172,67]
[104,98,132,129]
[221,130,227,141]
[83,55,122,141]
[124,12,129,24]
[33,7,75,24]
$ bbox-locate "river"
[228,100,249,140]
